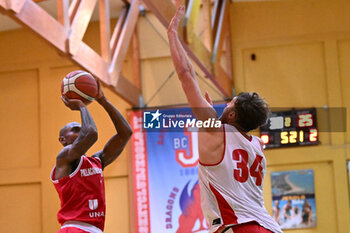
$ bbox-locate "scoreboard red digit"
[260,108,319,149]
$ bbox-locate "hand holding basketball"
[61,70,98,105]
[61,95,85,111]
[95,78,105,102]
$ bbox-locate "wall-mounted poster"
[271,169,317,229]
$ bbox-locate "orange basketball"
[61,70,98,105]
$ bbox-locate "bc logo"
[174,131,199,167]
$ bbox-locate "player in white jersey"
[167,1,283,233]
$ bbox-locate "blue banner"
[130,105,224,233]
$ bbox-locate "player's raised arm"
[93,82,133,169]
[56,97,98,179]
[167,1,217,121]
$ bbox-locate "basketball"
[61,70,98,104]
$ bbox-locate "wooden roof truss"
[0,0,233,105]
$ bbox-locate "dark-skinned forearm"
[67,105,97,160]
[79,106,98,138]
[97,97,132,136]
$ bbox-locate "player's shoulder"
[56,145,71,161]
[89,155,101,163]
[198,125,225,165]
[91,151,105,169]
[253,135,265,151]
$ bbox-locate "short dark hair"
[233,92,269,132]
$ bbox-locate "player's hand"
[61,95,85,111]
[168,0,185,34]
[205,91,213,106]
[174,0,182,8]
[95,79,105,102]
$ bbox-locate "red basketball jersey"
[51,156,106,231]
[198,124,282,233]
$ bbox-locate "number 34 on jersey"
[232,149,264,186]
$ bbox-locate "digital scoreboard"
[260,108,319,149]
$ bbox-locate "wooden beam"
[213,61,232,95]
[211,0,221,36]
[72,41,110,85]
[184,0,201,44]
[213,0,232,94]
[211,0,232,93]
[109,0,139,85]
[0,0,7,9]
[71,43,139,104]
[224,20,233,80]
[202,0,212,51]
[2,0,67,51]
[141,0,176,28]
[69,0,80,24]
[99,0,111,62]
[57,0,70,32]
[113,74,140,106]
[5,0,25,13]
[0,0,141,106]
[211,0,229,63]
[110,6,127,59]
[68,0,97,55]
[187,33,212,73]
[132,30,141,90]
[69,41,141,105]
[183,39,231,96]
[72,42,141,105]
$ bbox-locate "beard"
[219,108,230,124]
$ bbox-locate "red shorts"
[224,221,274,233]
[58,227,90,233]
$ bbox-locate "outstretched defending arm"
[167,2,217,121]
[93,84,133,169]
[168,1,225,166]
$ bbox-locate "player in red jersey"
[51,80,132,233]
[167,1,282,233]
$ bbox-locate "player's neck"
[232,123,252,141]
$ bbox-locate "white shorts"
[61,221,102,233]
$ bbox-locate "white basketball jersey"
[198,124,282,233]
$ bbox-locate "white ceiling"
[0,0,125,32]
